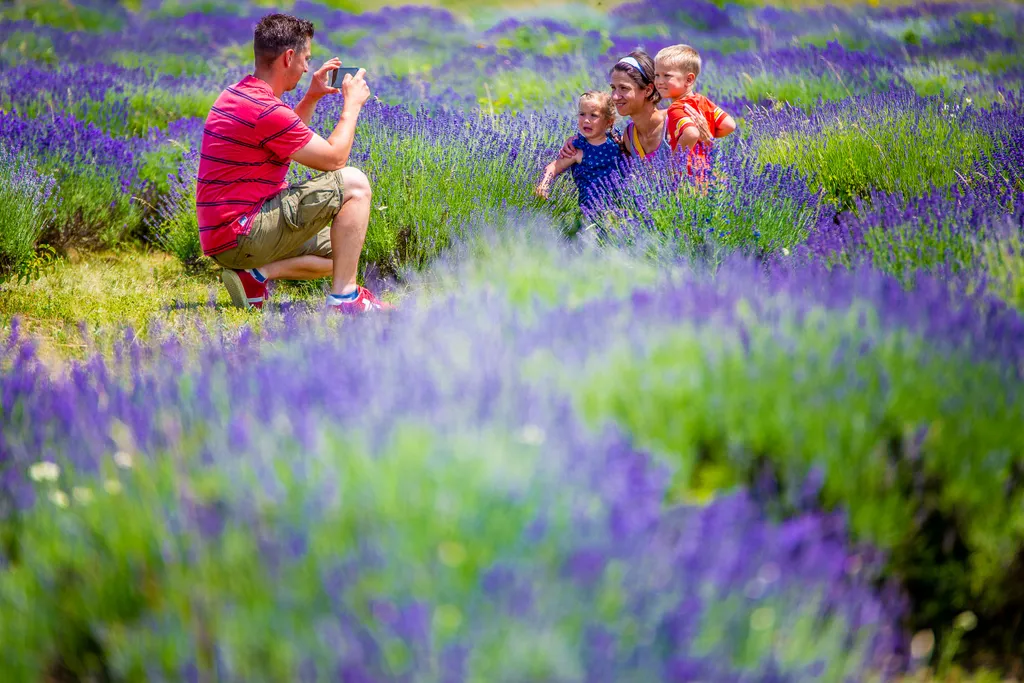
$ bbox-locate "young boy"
[653,44,736,168]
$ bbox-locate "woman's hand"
[683,103,713,143]
[557,137,578,160]
[308,57,342,100]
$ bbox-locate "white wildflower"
[104,479,123,495]
[29,461,60,483]
[518,424,546,446]
[48,490,69,508]
[113,451,134,469]
[72,487,94,505]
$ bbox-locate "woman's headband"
[616,56,649,82]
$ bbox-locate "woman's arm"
[536,154,581,198]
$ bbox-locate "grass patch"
[477,66,598,112]
[0,249,254,361]
[756,101,993,207]
[740,72,858,109]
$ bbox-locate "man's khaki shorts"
[213,170,345,270]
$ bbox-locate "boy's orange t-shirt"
[665,93,728,155]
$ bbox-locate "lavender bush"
[0,145,57,283]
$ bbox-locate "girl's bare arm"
[536,154,581,198]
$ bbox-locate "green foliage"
[0,422,574,680]
[477,66,599,112]
[327,28,371,49]
[492,25,611,58]
[796,32,869,51]
[0,165,56,285]
[740,72,856,110]
[152,0,246,17]
[2,85,217,138]
[110,51,215,78]
[573,306,1024,635]
[859,218,981,283]
[43,166,141,248]
[0,0,122,31]
[156,194,207,275]
[357,116,573,274]
[0,30,57,66]
[756,103,992,208]
[977,230,1024,311]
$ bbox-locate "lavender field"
[2,0,1024,680]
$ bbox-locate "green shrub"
[358,116,572,274]
[477,67,598,112]
[156,197,205,275]
[0,150,58,284]
[0,30,57,66]
[43,167,141,249]
[741,72,856,110]
[756,100,992,207]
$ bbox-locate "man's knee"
[338,167,371,204]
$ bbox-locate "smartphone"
[329,67,362,88]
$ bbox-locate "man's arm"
[292,70,370,172]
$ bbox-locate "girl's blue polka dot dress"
[570,132,625,208]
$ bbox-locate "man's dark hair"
[253,13,314,69]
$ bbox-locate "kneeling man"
[196,13,388,313]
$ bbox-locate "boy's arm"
[713,105,736,138]
[536,154,580,198]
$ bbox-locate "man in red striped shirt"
[197,13,389,313]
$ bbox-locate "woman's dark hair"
[254,13,315,69]
[609,48,661,106]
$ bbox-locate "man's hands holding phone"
[309,58,370,111]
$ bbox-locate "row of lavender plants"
[1,0,1022,273]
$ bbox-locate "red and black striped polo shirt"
[196,75,314,256]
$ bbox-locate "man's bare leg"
[258,255,332,281]
[249,167,371,295]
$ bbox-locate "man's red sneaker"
[329,286,395,314]
[221,269,268,310]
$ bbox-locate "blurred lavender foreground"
[2,0,1024,679]
[1,226,916,681]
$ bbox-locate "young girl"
[536,91,624,209]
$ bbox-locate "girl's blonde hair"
[578,90,616,125]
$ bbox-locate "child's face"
[578,100,611,140]
[653,59,695,99]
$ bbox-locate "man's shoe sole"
[220,270,259,309]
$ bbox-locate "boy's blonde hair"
[655,44,702,78]
[579,90,616,123]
